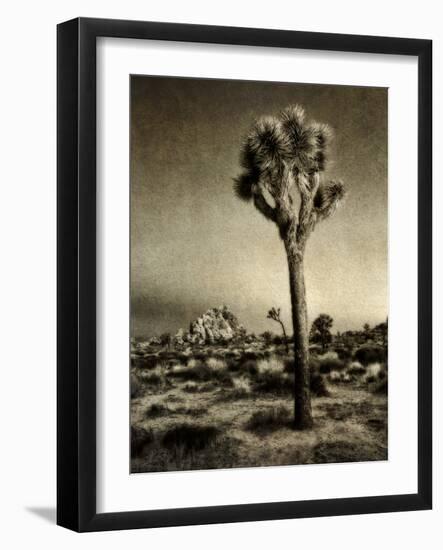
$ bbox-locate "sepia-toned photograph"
[130,75,388,474]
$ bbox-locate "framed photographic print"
[57,17,432,531]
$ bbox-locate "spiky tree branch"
[267,307,289,353]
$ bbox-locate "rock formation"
[186,305,244,344]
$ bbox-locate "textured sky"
[130,75,387,338]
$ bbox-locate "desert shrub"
[193,352,208,362]
[347,361,366,375]
[175,352,190,363]
[162,424,220,454]
[206,357,227,370]
[139,367,169,388]
[216,377,251,401]
[168,362,211,382]
[283,359,296,373]
[158,350,178,361]
[242,351,264,362]
[131,426,154,456]
[145,403,171,418]
[245,406,290,434]
[254,370,292,395]
[310,372,329,396]
[328,370,354,385]
[335,347,353,362]
[313,440,386,463]
[257,357,284,374]
[180,406,209,417]
[371,378,388,395]
[261,331,274,345]
[182,382,199,393]
[317,356,346,374]
[131,434,240,473]
[182,382,216,393]
[143,372,163,386]
[354,345,386,366]
[131,374,142,398]
[216,369,234,387]
[230,377,251,398]
[233,377,251,395]
[240,359,259,376]
[167,359,182,368]
[140,355,160,369]
[226,358,241,372]
[282,359,328,396]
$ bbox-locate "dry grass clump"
[176,406,209,417]
[162,424,221,454]
[167,359,233,387]
[370,377,388,395]
[131,426,154,457]
[131,434,240,473]
[347,361,366,375]
[138,355,160,369]
[317,356,346,374]
[217,377,252,401]
[313,439,386,463]
[145,403,171,418]
[138,367,170,388]
[254,369,293,395]
[246,406,291,434]
[131,374,142,398]
[354,345,386,366]
[240,359,259,376]
[310,371,330,396]
[182,381,216,393]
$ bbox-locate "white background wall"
[0,1,440,548]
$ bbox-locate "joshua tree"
[310,313,334,352]
[234,105,346,429]
[267,307,289,353]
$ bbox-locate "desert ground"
[130,309,387,473]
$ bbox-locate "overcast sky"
[130,75,387,338]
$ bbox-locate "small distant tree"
[375,318,388,347]
[267,307,289,353]
[310,314,333,352]
[261,330,274,345]
[160,332,172,349]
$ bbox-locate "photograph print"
[130,75,388,474]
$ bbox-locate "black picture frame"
[57,17,432,532]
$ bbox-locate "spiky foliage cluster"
[234,104,345,236]
[314,180,346,220]
[267,307,282,322]
[234,117,286,202]
[280,106,333,175]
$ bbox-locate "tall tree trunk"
[285,240,313,430]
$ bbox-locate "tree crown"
[234,105,346,246]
